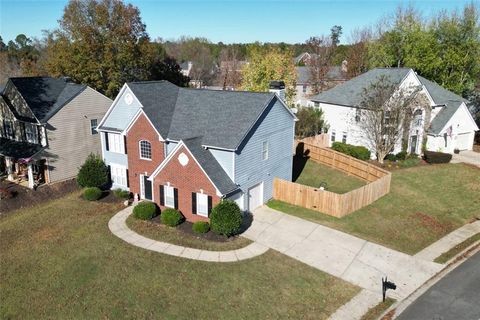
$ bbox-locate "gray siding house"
[0,77,112,188]
[97,81,296,215]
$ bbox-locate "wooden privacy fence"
[274,139,391,218]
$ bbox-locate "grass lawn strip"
[0,191,359,319]
[126,215,252,251]
[295,160,366,194]
[360,298,396,320]
[269,164,480,255]
[434,232,480,264]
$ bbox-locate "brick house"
[97,81,296,222]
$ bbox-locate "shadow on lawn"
[292,142,310,182]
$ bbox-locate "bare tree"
[216,47,243,90]
[346,27,372,78]
[305,36,335,94]
[358,75,421,163]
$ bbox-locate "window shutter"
[126,169,129,188]
[192,193,197,215]
[107,165,112,184]
[174,188,179,210]
[159,185,164,206]
[207,196,212,216]
[124,136,127,154]
[104,132,109,151]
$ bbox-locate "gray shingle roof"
[128,81,276,150]
[183,137,238,195]
[296,66,347,84]
[8,77,86,122]
[310,68,412,106]
[0,138,44,159]
[428,101,464,135]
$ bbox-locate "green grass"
[360,298,396,320]
[0,192,359,319]
[295,160,366,193]
[434,233,480,264]
[269,164,480,254]
[126,216,252,251]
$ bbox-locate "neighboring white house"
[310,68,478,157]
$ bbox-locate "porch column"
[27,163,34,189]
[5,157,14,181]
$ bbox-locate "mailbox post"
[382,277,397,302]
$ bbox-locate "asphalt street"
[397,250,480,320]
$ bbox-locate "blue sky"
[0,0,475,44]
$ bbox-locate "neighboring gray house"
[310,68,479,156]
[0,77,112,188]
[97,81,295,219]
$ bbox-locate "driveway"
[243,206,442,300]
[397,251,480,320]
[451,150,480,167]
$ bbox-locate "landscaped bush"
[424,150,452,164]
[83,187,102,201]
[331,142,371,161]
[210,200,242,237]
[192,221,210,234]
[113,188,130,199]
[77,153,109,188]
[395,151,408,161]
[133,201,158,220]
[161,208,184,227]
[385,153,397,161]
[399,157,421,168]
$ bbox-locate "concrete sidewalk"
[243,206,443,300]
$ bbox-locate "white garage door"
[248,182,263,212]
[455,133,472,150]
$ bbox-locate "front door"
[140,175,153,200]
[410,136,417,154]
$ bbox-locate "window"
[196,193,209,217]
[342,132,347,144]
[355,109,361,122]
[314,102,320,109]
[90,119,98,135]
[164,185,175,208]
[25,123,38,144]
[384,110,391,125]
[262,141,269,160]
[413,109,422,126]
[110,165,127,187]
[4,120,14,139]
[139,140,152,160]
[302,85,307,93]
[331,130,336,142]
[107,133,124,153]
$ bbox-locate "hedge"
[161,208,184,227]
[210,200,242,237]
[77,153,109,188]
[192,221,210,234]
[133,202,158,220]
[424,150,452,164]
[113,188,130,199]
[331,142,371,161]
[83,187,102,201]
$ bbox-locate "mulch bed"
[149,215,236,243]
[0,179,80,214]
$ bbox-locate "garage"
[455,132,473,150]
[248,182,263,212]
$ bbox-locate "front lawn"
[269,164,480,254]
[0,192,359,319]
[294,160,366,194]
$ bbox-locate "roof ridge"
[180,86,274,95]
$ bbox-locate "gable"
[100,85,143,131]
[431,103,479,135]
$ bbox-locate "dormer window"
[139,140,152,160]
[3,120,14,139]
[25,123,38,144]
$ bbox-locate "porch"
[0,138,47,189]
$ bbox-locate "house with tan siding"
[0,77,112,188]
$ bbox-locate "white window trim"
[262,141,269,161]
[110,164,127,187]
[4,120,14,139]
[331,130,336,142]
[342,132,347,144]
[25,123,38,144]
[90,119,98,135]
[139,140,152,160]
[164,185,175,208]
[196,193,208,217]
[140,174,145,199]
[108,133,124,154]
